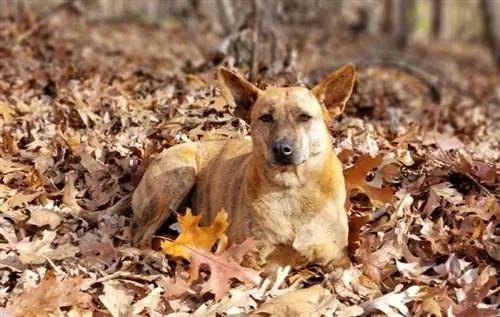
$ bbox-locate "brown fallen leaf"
[61,171,98,223]
[472,161,497,184]
[348,212,370,254]
[0,158,30,174]
[188,238,262,300]
[61,171,81,210]
[423,132,464,151]
[416,296,443,317]
[156,275,194,299]
[131,287,163,316]
[26,208,63,229]
[6,270,91,317]
[344,154,395,209]
[160,209,229,260]
[483,223,500,262]
[79,233,118,267]
[0,191,41,213]
[361,285,420,316]
[99,280,134,317]
[0,216,18,244]
[248,285,331,317]
[16,230,79,265]
[451,266,499,317]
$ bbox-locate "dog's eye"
[299,113,312,122]
[259,114,274,123]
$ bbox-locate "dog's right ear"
[218,67,262,123]
[311,64,356,120]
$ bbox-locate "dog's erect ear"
[311,64,356,119]
[218,67,262,122]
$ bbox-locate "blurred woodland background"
[2,0,500,74]
[1,1,500,316]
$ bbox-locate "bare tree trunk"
[480,0,500,70]
[392,0,415,50]
[250,0,261,80]
[216,0,235,35]
[431,0,442,39]
[381,0,393,34]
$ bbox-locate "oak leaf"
[361,285,420,316]
[160,209,229,260]
[249,285,331,317]
[99,280,133,317]
[0,191,41,213]
[344,154,395,209]
[188,238,262,300]
[0,103,15,122]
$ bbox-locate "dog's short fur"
[132,64,356,269]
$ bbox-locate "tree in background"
[480,0,500,70]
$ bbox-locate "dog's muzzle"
[271,138,302,165]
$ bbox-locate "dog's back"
[191,139,253,241]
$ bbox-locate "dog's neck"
[246,144,336,195]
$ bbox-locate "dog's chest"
[248,188,331,242]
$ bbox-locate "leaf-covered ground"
[0,14,499,317]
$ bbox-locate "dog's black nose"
[273,139,294,157]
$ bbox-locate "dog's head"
[218,65,355,168]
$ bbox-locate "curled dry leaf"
[0,191,41,213]
[344,154,395,209]
[361,285,420,317]
[347,213,370,254]
[99,280,134,317]
[160,209,229,260]
[16,230,79,265]
[483,223,500,262]
[131,287,163,316]
[61,171,98,223]
[248,285,331,317]
[0,158,30,175]
[156,275,194,299]
[0,217,18,244]
[26,208,63,229]
[451,265,499,316]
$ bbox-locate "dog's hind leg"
[131,143,198,248]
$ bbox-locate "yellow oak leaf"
[0,103,15,122]
[160,209,229,260]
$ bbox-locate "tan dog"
[132,64,356,269]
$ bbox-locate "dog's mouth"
[271,163,295,172]
[269,158,307,170]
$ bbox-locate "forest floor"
[0,12,499,317]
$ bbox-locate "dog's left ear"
[218,67,262,123]
[311,64,356,119]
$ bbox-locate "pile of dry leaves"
[0,12,499,317]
